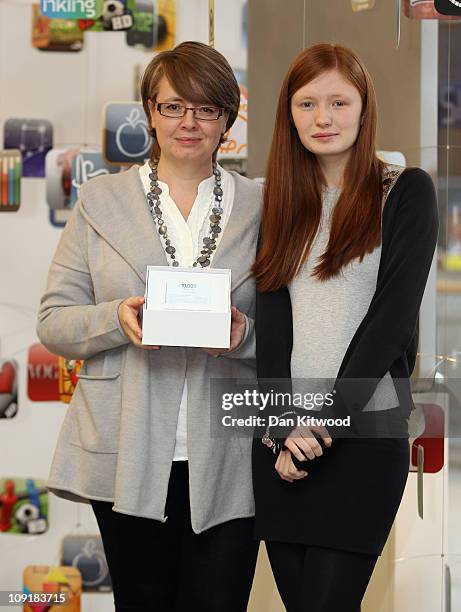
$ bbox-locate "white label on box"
[166,278,211,307]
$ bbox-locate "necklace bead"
[147,160,224,268]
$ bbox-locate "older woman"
[38,42,261,612]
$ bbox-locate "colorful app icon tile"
[154,0,175,51]
[27,343,60,402]
[49,208,73,228]
[0,359,18,419]
[62,535,112,592]
[0,478,48,535]
[0,150,21,212]
[445,201,461,271]
[32,5,84,52]
[435,0,461,16]
[351,0,375,11]
[404,0,460,18]
[40,0,103,19]
[218,77,247,160]
[126,0,155,48]
[81,0,135,31]
[23,565,82,611]
[46,148,80,210]
[0,360,18,419]
[58,358,83,403]
[4,118,53,178]
[103,103,152,165]
[71,152,120,206]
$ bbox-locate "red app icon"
[27,343,60,401]
[0,360,18,418]
[0,361,15,394]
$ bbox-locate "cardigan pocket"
[70,372,121,453]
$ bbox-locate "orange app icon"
[58,358,83,404]
[23,565,82,611]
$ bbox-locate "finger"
[311,425,333,447]
[286,456,308,479]
[130,335,159,350]
[303,437,323,458]
[292,435,320,459]
[128,332,159,350]
[276,463,294,482]
[125,330,143,347]
[293,430,323,457]
[285,456,308,480]
[231,305,244,321]
[275,451,283,472]
[124,296,145,310]
[286,435,318,460]
[126,318,143,340]
[276,450,289,474]
[284,438,308,462]
[280,451,303,479]
[276,458,292,481]
[121,323,158,349]
[121,308,144,339]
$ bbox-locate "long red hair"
[252,43,385,292]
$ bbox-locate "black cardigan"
[255,168,439,428]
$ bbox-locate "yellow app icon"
[155,0,176,51]
[23,565,82,611]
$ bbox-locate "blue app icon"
[4,118,53,178]
[104,103,152,164]
[71,151,120,206]
[62,535,112,592]
[49,208,72,228]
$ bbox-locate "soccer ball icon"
[101,0,125,30]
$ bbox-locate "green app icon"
[40,0,103,20]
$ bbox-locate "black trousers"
[91,461,259,612]
[266,540,378,612]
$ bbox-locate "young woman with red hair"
[252,43,438,611]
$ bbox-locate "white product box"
[142,266,232,348]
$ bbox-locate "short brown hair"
[141,41,240,159]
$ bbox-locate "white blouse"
[139,161,235,460]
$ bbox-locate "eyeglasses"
[156,102,223,121]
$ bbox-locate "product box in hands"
[142,266,231,348]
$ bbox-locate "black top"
[255,167,439,422]
[252,168,439,551]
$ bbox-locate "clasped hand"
[276,424,333,483]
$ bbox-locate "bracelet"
[261,410,297,455]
